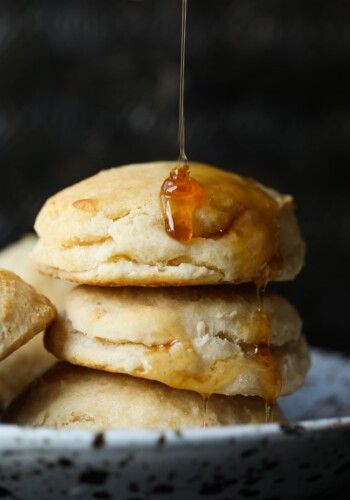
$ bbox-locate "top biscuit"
[32,162,305,286]
[0,269,56,362]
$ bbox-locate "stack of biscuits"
[3,162,309,429]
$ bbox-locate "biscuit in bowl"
[0,236,72,410]
[0,335,55,411]
[44,285,310,400]
[0,269,56,362]
[0,234,73,305]
[32,162,305,286]
[4,363,285,429]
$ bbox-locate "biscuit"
[4,363,284,429]
[0,235,73,409]
[32,162,305,286]
[0,234,73,305]
[45,285,310,398]
[0,269,56,362]
[0,335,55,411]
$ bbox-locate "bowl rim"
[1,416,349,452]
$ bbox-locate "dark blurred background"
[0,0,349,353]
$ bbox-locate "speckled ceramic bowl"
[1,348,350,500]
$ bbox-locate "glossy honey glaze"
[160,165,205,242]
[144,309,281,404]
[160,162,283,285]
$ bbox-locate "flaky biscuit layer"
[45,321,309,398]
[64,285,302,348]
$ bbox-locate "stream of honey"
[178,0,188,168]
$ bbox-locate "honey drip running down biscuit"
[248,308,282,406]
[254,285,282,414]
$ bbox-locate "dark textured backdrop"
[0,0,349,353]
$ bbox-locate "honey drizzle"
[202,396,209,429]
[253,282,282,418]
[178,0,188,167]
[265,402,274,424]
[256,284,264,312]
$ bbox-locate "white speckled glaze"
[1,349,350,500]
